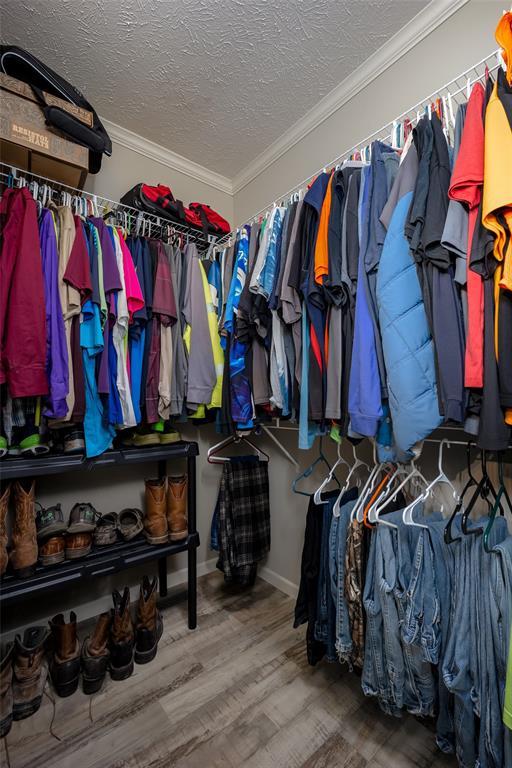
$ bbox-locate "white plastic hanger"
[367,463,410,524]
[313,442,349,505]
[333,443,370,517]
[420,439,460,504]
[350,440,382,522]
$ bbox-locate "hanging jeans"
[477,521,511,768]
[374,514,435,716]
[328,495,358,663]
[488,536,512,768]
[316,489,357,662]
[442,533,479,768]
[362,530,399,715]
[404,516,456,754]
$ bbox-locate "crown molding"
[231,0,469,194]
[102,118,233,195]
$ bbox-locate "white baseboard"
[258,565,299,599]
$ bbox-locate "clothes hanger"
[313,441,346,505]
[461,449,502,536]
[370,457,428,524]
[207,433,269,464]
[419,439,460,506]
[350,439,379,522]
[363,467,398,528]
[333,443,370,517]
[444,441,477,544]
[352,444,394,523]
[483,452,511,552]
[292,437,332,497]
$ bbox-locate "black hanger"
[483,452,511,553]
[444,441,477,544]
[461,450,503,536]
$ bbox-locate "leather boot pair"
[10,480,38,578]
[49,612,80,697]
[81,612,111,694]
[109,577,163,677]
[0,643,14,737]
[144,475,187,545]
[12,627,49,721]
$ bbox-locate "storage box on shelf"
[0,72,89,188]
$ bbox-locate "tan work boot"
[166,474,187,541]
[81,612,111,694]
[135,576,163,665]
[12,626,49,721]
[0,484,10,576]
[110,587,134,680]
[0,642,14,737]
[49,612,80,697]
[144,478,168,545]
[10,480,37,578]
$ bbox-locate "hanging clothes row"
[212,62,512,455]
[293,445,512,768]
[0,185,225,457]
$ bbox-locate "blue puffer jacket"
[376,190,442,453]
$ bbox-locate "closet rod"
[216,48,502,245]
[0,163,219,253]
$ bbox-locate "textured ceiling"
[2,0,428,177]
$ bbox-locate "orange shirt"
[314,173,333,284]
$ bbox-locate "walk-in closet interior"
[0,1,512,766]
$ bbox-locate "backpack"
[0,45,112,173]
[189,203,231,236]
[120,184,230,237]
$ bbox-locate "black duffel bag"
[0,45,112,173]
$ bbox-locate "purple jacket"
[39,209,69,418]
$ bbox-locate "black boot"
[109,587,134,680]
[135,576,163,665]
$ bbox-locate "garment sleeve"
[63,216,93,299]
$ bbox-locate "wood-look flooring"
[1,572,458,768]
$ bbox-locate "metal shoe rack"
[0,442,200,629]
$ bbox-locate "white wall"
[234,0,503,225]
[85,136,234,225]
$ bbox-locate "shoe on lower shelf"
[12,627,49,721]
[135,576,163,665]
[65,532,92,559]
[81,612,111,694]
[118,508,143,541]
[39,535,65,566]
[94,512,119,546]
[49,612,80,698]
[109,587,134,681]
[36,502,67,540]
[67,502,98,533]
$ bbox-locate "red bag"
[189,203,231,236]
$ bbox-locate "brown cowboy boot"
[12,626,49,721]
[0,643,14,737]
[81,612,111,694]
[49,612,80,697]
[135,576,163,665]
[166,474,187,541]
[144,478,168,545]
[109,587,134,680]
[10,480,37,578]
[0,484,10,576]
